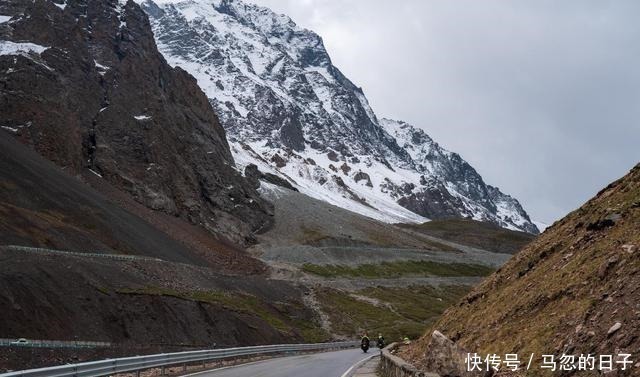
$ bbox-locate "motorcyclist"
[377,333,385,348]
[360,332,370,353]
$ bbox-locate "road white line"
[339,353,378,377]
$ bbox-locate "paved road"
[186,348,376,377]
[352,355,380,377]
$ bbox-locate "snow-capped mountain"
[136,0,539,233]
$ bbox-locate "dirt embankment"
[0,248,326,353]
[404,164,640,375]
[0,137,326,371]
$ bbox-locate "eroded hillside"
[404,164,640,375]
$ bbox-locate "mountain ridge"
[137,0,539,233]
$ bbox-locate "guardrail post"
[161,365,166,376]
[135,370,141,377]
[183,363,187,372]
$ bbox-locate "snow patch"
[94,61,110,76]
[0,41,48,56]
[88,169,103,178]
[0,15,12,23]
[533,220,549,232]
[133,115,152,121]
[1,126,19,133]
[231,140,427,224]
[53,1,67,10]
[117,0,128,28]
[2,120,32,134]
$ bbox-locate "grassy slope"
[117,287,330,343]
[0,247,331,357]
[316,286,470,341]
[254,158,546,348]
[401,218,536,254]
[404,164,640,372]
[302,260,494,279]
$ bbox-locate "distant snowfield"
[533,221,549,232]
[231,141,428,224]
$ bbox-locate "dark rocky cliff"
[0,0,272,245]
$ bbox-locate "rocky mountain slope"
[0,0,272,245]
[0,1,327,368]
[0,1,541,372]
[0,106,331,372]
[136,0,538,233]
[403,163,640,375]
[0,135,265,272]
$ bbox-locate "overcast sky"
[253,0,640,224]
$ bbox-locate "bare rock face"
[244,164,297,192]
[353,171,373,187]
[417,331,484,377]
[0,0,272,244]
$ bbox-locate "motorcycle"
[361,337,370,353]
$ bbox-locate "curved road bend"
[185,348,375,377]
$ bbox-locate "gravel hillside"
[404,163,640,376]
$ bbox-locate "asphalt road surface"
[186,348,376,377]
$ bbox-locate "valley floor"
[250,184,532,342]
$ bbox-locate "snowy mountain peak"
[138,0,539,233]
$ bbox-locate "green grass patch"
[297,225,330,244]
[116,287,293,333]
[363,285,469,322]
[302,260,494,279]
[316,285,470,341]
[290,318,332,343]
[115,287,334,343]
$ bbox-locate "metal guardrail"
[2,245,162,262]
[0,341,359,377]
